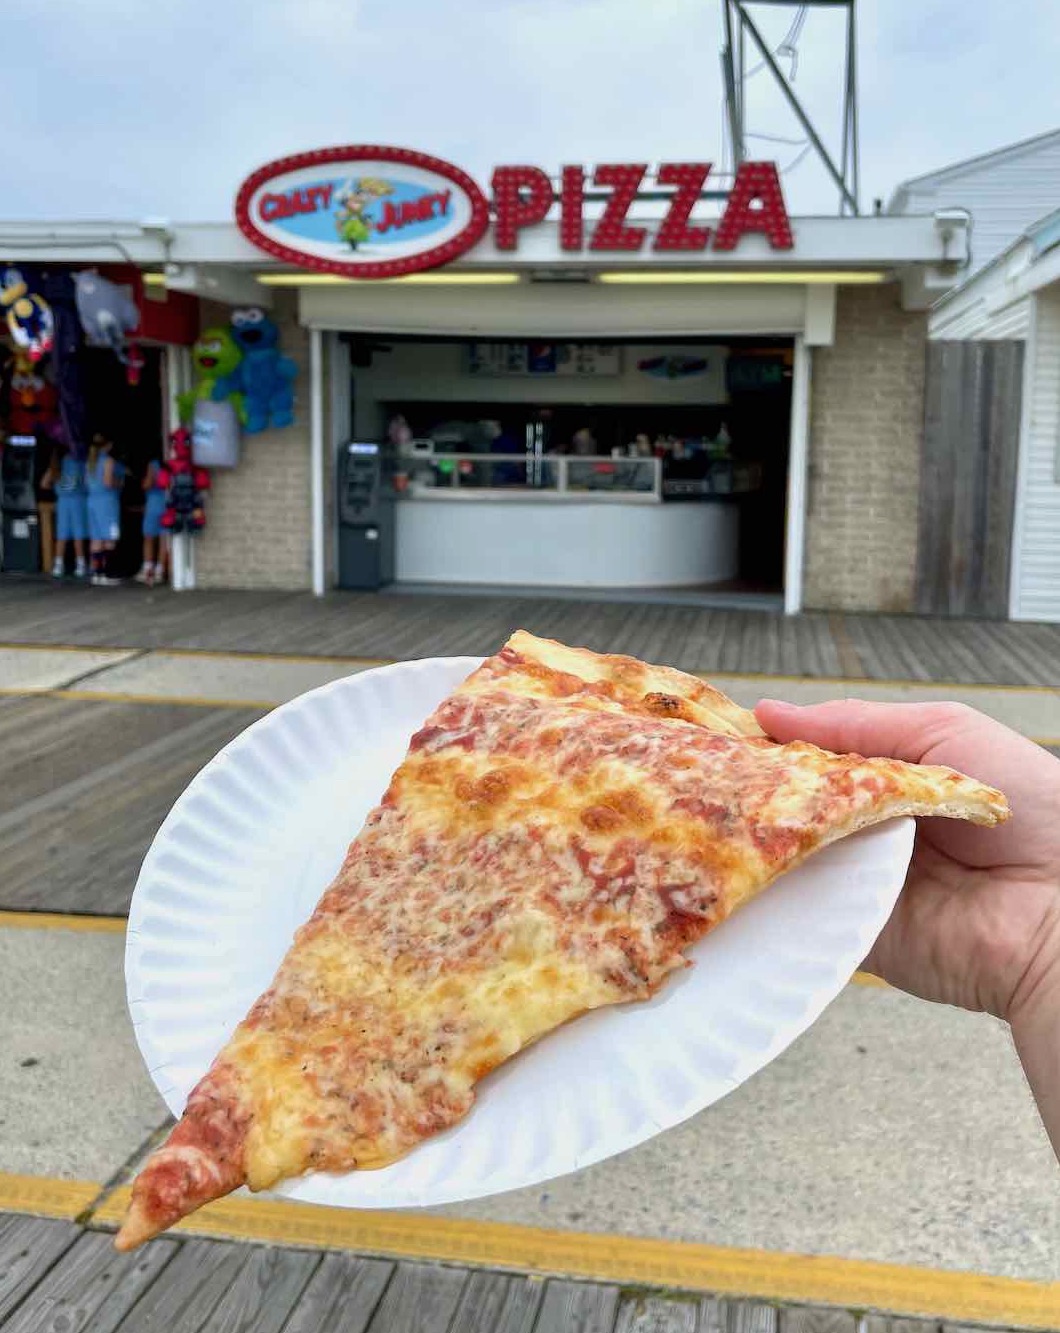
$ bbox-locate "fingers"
[754,698,976,764]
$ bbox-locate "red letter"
[714,161,793,251]
[589,164,647,251]
[560,165,585,251]
[653,163,712,251]
[491,167,553,250]
[376,200,400,234]
[259,192,286,222]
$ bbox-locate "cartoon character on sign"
[335,178,393,250]
[1,268,54,362]
[230,308,297,433]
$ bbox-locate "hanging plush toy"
[178,327,245,467]
[1,268,54,363]
[230,307,296,433]
[8,351,58,435]
[177,327,244,424]
[158,428,211,534]
[74,271,140,367]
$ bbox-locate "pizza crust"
[116,631,1008,1251]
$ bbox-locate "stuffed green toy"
[178,327,246,425]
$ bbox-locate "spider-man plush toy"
[158,428,211,533]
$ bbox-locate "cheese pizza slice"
[116,631,1007,1250]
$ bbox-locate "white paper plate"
[126,656,912,1209]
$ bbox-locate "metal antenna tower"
[722,0,860,215]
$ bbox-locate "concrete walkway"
[2,921,1056,1287]
[3,643,1059,741]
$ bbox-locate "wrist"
[1009,909,1060,1039]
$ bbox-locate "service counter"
[394,488,741,588]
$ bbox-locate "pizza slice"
[116,631,1007,1250]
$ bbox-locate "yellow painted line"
[93,1187,1060,1328]
[0,685,272,710]
[1,640,1057,694]
[0,641,390,669]
[0,642,129,655]
[2,681,1057,745]
[162,646,392,669]
[0,1171,100,1220]
[0,912,889,995]
[0,910,126,934]
[0,912,891,1010]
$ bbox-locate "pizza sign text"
[492,160,793,254]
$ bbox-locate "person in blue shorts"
[42,442,88,579]
[136,454,169,587]
[85,433,126,585]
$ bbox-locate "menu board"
[467,343,622,377]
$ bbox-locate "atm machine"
[337,441,395,590]
[1,435,41,573]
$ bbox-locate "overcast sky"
[7,0,1059,221]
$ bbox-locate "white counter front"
[395,494,739,588]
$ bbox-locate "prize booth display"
[0,268,298,585]
[0,264,193,579]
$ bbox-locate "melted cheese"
[117,629,1008,1250]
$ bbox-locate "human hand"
[754,700,1060,1027]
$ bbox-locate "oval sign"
[235,146,491,280]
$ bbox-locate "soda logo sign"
[236,146,490,281]
[235,148,793,280]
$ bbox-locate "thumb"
[753,698,971,766]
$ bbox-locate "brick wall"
[194,292,314,591]
[802,285,927,613]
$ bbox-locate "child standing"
[42,442,88,579]
[136,455,168,587]
[85,433,125,585]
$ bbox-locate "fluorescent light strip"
[256,272,521,287]
[596,270,889,285]
[141,272,167,287]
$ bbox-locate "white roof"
[890,126,1060,210]
[930,204,1060,338]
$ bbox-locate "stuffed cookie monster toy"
[230,308,296,433]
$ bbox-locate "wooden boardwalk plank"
[2,585,1059,686]
[534,1279,620,1333]
[5,1232,176,1333]
[699,1298,779,1333]
[614,1291,697,1332]
[447,1270,543,1333]
[105,1237,251,1332]
[195,1244,320,1333]
[0,705,262,915]
[778,1310,858,1333]
[0,1216,80,1324]
[364,1261,468,1333]
[281,1253,393,1333]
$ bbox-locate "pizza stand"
[0,147,966,611]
